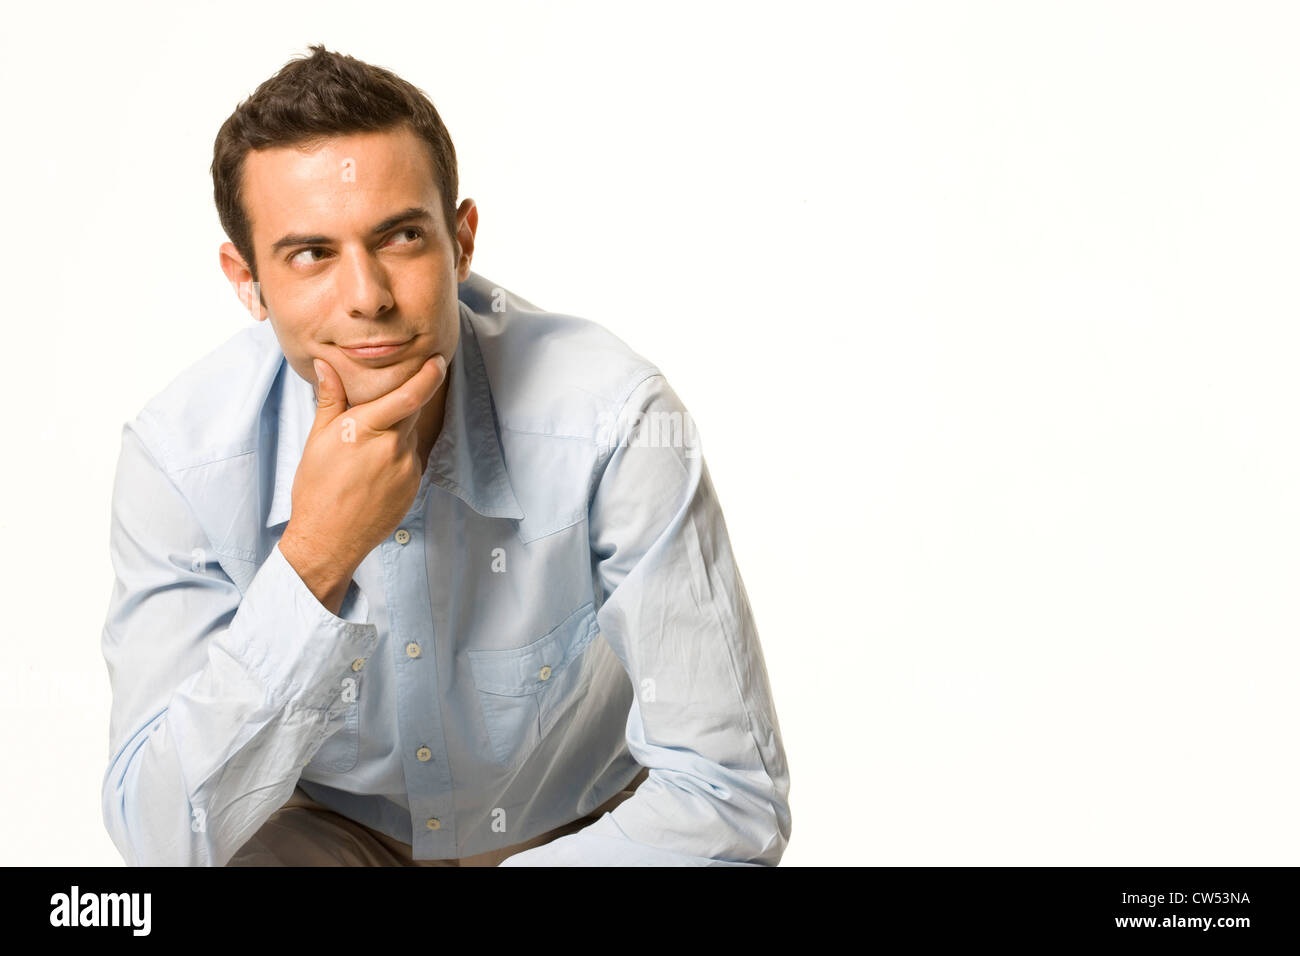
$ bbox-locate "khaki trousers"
[227,767,649,867]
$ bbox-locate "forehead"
[242,125,440,244]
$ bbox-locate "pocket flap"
[468,601,599,696]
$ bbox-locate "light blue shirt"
[100,272,791,866]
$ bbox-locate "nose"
[335,243,396,319]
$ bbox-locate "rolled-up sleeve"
[499,374,791,866]
[101,421,378,866]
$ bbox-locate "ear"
[454,198,478,282]
[219,241,269,321]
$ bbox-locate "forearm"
[103,543,378,866]
[102,664,335,866]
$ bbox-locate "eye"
[386,226,425,247]
[288,247,331,267]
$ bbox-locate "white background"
[1,1,1297,866]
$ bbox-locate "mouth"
[337,338,414,360]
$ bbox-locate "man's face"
[220,124,474,408]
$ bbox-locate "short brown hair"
[211,44,459,283]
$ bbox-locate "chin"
[342,362,420,407]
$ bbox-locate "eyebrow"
[269,206,434,253]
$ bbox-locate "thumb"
[309,358,348,431]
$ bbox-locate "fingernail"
[435,354,447,375]
[312,359,324,383]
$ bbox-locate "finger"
[390,356,449,441]
[358,354,448,434]
[308,358,349,436]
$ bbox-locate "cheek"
[266,320,322,383]
[268,308,322,350]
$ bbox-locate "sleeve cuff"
[219,542,379,713]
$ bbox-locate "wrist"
[278,525,356,616]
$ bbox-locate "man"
[100,44,790,866]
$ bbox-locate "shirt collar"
[266,300,524,528]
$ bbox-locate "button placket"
[382,505,455,858]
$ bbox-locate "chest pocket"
[308,672,362,774]
[468,601,600,769]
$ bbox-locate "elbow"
[706,771,792,866]
[746,793,792,866]
[101,768,142,867]
[101,739,187,868]
[744,761,792,866]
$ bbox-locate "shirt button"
[426,818,441,831]
[416,746,432,762]
[394,529,411,545]
[538,665,552,680]
[351,657,366,672]
[406,642,422,659]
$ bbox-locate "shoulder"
[128,320,285,474]
[462,276,664,440]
